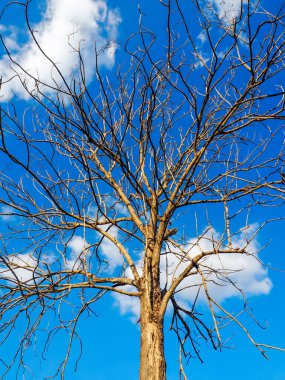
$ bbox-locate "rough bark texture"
[139,251,166,380]
[139,315,166,380]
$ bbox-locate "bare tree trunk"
[139,257,166,380]
[140,305,166,380]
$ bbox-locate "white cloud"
[101,195,129,217]
[113,287,140,323]
[0,221,271,321]
[67,235,87,255]
[98,224,124,271]
[41,251,57,266]
[66,235,89,269]
[0,253,39,283]
[194,50,210,69]
[197,31,207,45]
[84,201,129,271]
[0,0,121,100]
[0,205,14,221]
[0,250,58,284]
[112,260,142,320]
[0,226,125,281]
[162,225,272,304]
[113,202,129,216]
[211,0,243,21]
[114,225,272,320]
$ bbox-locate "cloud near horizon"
[0,0,121,100]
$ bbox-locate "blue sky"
[0,0,285,379]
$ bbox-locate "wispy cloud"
[0,205,14,221]
[211,0,243,21]
[0,0,121,100]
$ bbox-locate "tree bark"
[139,256,166,380]
[139,306,166,380]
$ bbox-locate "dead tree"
[0,1,285,379]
